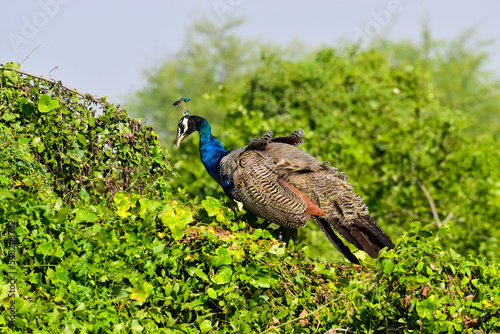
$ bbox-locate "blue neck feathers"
[197,118,228,186]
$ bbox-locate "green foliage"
[0,63,500,333]
[172,47,500,261]
[1,188,499,332]
[376,222,500,333]
[0,122,51,195]
[375,26,500,136]
[0,62,175,204]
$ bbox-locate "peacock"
[174,97,395,264]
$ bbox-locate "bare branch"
[0,66,107,106]
[49,66,59,80]
[442,205,459,225]
[20,44,42,66]
[415,179,442,228]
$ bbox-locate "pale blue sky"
[2,1,499,103]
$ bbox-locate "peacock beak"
[175,134,185,148]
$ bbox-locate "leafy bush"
[1,188,499,332]
[1,63,499,333]
[0,62,174,204]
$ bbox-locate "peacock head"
[174,97,205,147]
[175,115,195,147]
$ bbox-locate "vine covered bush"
[0,62,174,204]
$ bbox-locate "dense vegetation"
[132,19,500,261]
[1,19,500,334]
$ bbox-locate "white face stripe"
[177,117,189,136]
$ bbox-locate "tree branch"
[0,66,106,106]
[442,205,459,225]
[415,179,442,228]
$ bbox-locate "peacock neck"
[197,118,227,185]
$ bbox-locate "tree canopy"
[136,18,500,260]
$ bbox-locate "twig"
[20,44,42,66]
[415,179,442,227]
[442,205,459,225]
[328,328,350,333]
[49,66,59,80]
[0,66,106,106]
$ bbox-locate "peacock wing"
[229,148,312,228]
[263,143,395,259]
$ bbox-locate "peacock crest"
[173,97,190,116]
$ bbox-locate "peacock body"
[174,100,394,265]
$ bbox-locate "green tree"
[375,25,500,135]
[220,47,500,259]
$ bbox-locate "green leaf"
[38,94,59,113]
[77,188,90,202]
[92,224,101,234]
[418,230,433,238]
[210,246,232,267]
[114,192,132,218]
[380,259,395,275]
[130,319,143,333]
[207,288,217,299]
[76,134,87,146]
[20,98,35,116]
[189,266,209,281]
[1,113,17,122]
[212,266,233,284]
[54,267,69,283]
[415,274,429,283]
[68,147,84,161]
[0,189,15,200]
[54,205,71,224]
[416,295,439,320]
[254,273,275,288]
[139,197,159,218]
[38,241,54,256]
[416,261,424,271]
[130,281,154,303]
[202,196,221,217]
[163,208,193,240]
[112,284,132,300]
[74,208,98,223]
[4,69,19,84]
[199,319,212,333]
[37,142,46,153]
